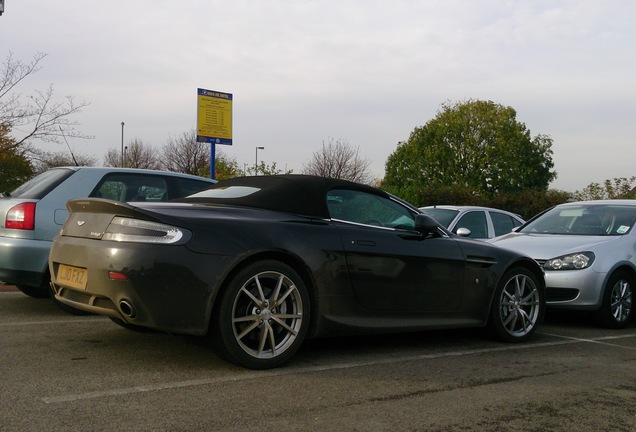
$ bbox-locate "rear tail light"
[6,202,36,230]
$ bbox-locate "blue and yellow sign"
[196,88,233,145]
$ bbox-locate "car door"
[452,210,489,238]
[489,210,523,237]
[327,189,466,313]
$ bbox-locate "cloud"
[2,0,635,191]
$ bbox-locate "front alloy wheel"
[489,267,543,342]
[213,261,310,369]
[595,270,633,329]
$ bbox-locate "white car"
[0,166,216,298]
[490,200,636,328]
[419,205,524,239]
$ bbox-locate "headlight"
[101,217,187,244]
[543,252,595,270]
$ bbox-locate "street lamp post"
[121,122,125,167]
[255,146,265,175]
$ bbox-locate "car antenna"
[59,126,79,166]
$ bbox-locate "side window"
[326,189,415,230]
[490,211,516,237]
[91,174,168,202]
[455,211,488,238]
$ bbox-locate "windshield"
[521,204,636,236]
[419,208,458,228]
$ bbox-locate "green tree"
[383,99,557,203]
[573,177,636,201]
[194,150,242,180]
[0,124,34,193]
[248,161,293,176]
[213,152,242,180]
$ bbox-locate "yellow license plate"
[57,264,88,290]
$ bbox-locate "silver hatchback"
[490,200,636,328]
[419,205,524,239]
[0,166,215,298]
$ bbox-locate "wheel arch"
[600,263,636,300]
[503,257,546,293]
[488,257,546,321]
[207,250,319,337]
[487,257,546,341]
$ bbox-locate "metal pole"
[121,122,125,167]
[255,146,264,175]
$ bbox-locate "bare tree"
[104,139,160,169]
[160,129,244,179]
[0,51,92,151]
[160,129,210,175]
[302,138,371,184]
[29,148,97,174]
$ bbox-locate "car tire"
[16,283,49,298]
[594,270,633,329]
[212,260,310,369]
[488,267,544,342]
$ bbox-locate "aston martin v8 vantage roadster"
[49,175,545,369]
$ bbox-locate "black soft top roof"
[179,175,389,218]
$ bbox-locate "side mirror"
[455,227,472,237]
[414,214,440,235]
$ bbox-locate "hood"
[489,232,618,260]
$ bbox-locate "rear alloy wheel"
[489,267,543,342]
[213,261,310,369]
[595,270,633,329]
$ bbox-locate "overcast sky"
[2,0,635,192]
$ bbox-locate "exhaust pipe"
[119,300,136,318]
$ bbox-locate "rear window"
[189,186,259,199]
[7,168,75,199]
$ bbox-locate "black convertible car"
[49,175,545,369]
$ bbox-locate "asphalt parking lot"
[2,288,636,432]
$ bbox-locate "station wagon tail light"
[543,252,595,271]
[101,217,185,244]
[6,202,36,230]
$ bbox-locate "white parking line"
[537,331,636,350]
[41,334,628,404]
[0,317,108,327]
